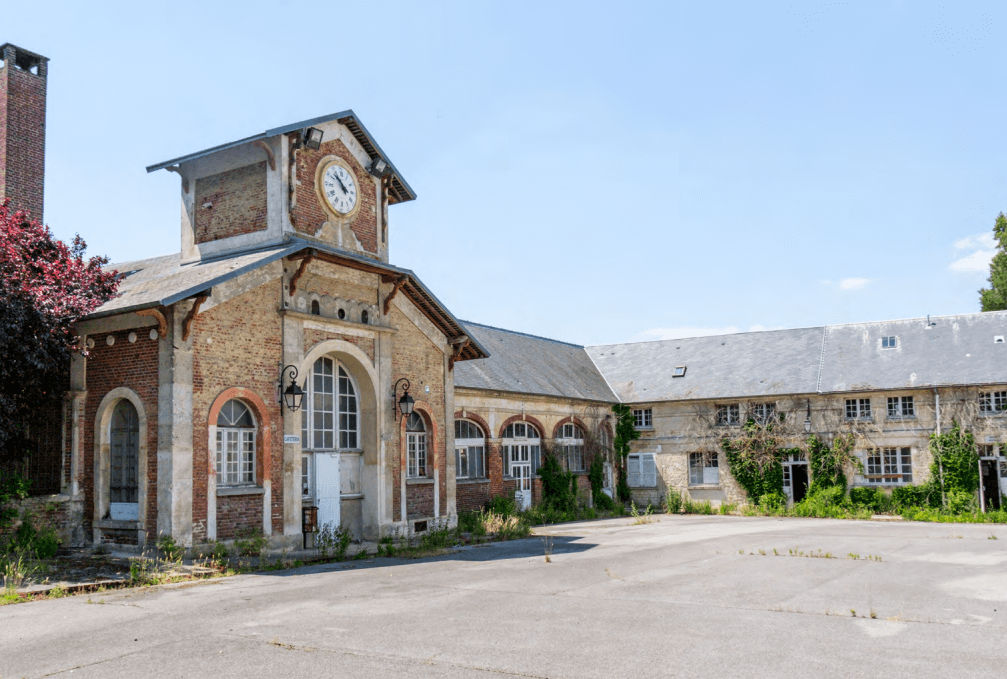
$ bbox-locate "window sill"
[407,477,434,485]
[845,417,874,423]
[95,518,141,530]
[979,412,1007,417]
[634,427,654,432]
[688,484,721,490]
[886,416,916,422]
[456,478,489,485]
[628,485,658,489]
[217,485,264,497]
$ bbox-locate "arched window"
[301,357,359,451]
[310,299,320,315]
[110,400,139,519]
[455,419,486,479]
[502,422,540,477]
[406,412,427,478]
[216,399,256,486]
[557,422,585,472]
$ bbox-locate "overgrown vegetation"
[612,404,639,503]
[720,420,786,502]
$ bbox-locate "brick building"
[4,43,1007,550]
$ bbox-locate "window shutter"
[627,454,641,487]
[642,454,657,487]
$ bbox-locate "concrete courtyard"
[2,514,1005,677]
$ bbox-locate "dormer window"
[881,336,897,349]
[673,365,687,377]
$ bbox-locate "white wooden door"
[315,452,341,531]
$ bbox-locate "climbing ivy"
[611,404,640,503]
[929,423,980,500]
[807,433,860,495]
[720,420,786,502]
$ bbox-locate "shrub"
[791,486,850,518]
[665,487,683,514]
[539,453,577,512]
[929,424,980,497]
[719,503,736,515]
[947,489,978,514]
[594,492,616,512]
[849,487,891,513]
[891,484,939,511]
[487,495,517,517]
[758,492,787,512]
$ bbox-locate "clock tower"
[148,111,414,264]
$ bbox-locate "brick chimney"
[0,43,48,221]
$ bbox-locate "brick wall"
[193,162,268,243]
[82,329,160,539]
[191,280,283,541]
[291,137,378,255]
[215,493,262,540]
[456,480,491,512]
[0,46,47,220]
[389,305,449,521]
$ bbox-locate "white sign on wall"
[283,435,300,444]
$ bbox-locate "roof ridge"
[460,320,585,348]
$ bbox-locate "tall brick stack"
[0,43,48,221]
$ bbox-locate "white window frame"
[751,402,776,425]
[845,398,872,421]
[716,403,740,426]
[689,451,719,486]
[215,400,256,487]
[632,408,653,430]
[502,422,540,477]
[406,413,427,479]
[979,390,1007,415]
[455,419,486,480]
[863,447,913,485]
[557,422,585,472]
[881,335,898,349]
[627,452,657,488]
[301,357,360,453]
[886,395,915,419]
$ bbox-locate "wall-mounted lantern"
[279,364,305,413]
[804,399,812,434]
[393,378,415,420]
[301,127,324,150]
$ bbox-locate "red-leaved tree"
[0,200,119,453]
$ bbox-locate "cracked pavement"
[2,515,1005,677]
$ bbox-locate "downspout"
[934,387,946,509]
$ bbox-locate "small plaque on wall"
[283,435,301,444]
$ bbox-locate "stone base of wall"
[1,493,86,549]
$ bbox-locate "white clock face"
[321,163,358,215]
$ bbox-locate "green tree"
[979,212,1007,311]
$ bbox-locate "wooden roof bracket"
[253,140,276,171]
[136,307,168,339]
[383,275,408,315]
[182,292,210,342]
[288,255,313,295]
[448,336,470,371]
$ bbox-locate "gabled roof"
[586,311,1007,403]
[145,110,416,204]
[88,239,487,362]
[454,322,617,402]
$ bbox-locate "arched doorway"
[109,400,140,520]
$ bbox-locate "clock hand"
[334,173,349,195]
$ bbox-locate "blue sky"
[5,1,1006,345]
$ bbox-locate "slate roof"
[87,239,489,360]
[454,322,618,402]
[586,311,1007,403]
[91,242,301,318]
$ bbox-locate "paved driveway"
[2,515,1005,678]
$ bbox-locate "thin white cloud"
[950,232,997,274]
[838,277,870,291]
[954,232,996,251]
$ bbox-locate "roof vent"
[995,336,1005,344]
[673,365,687,377]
